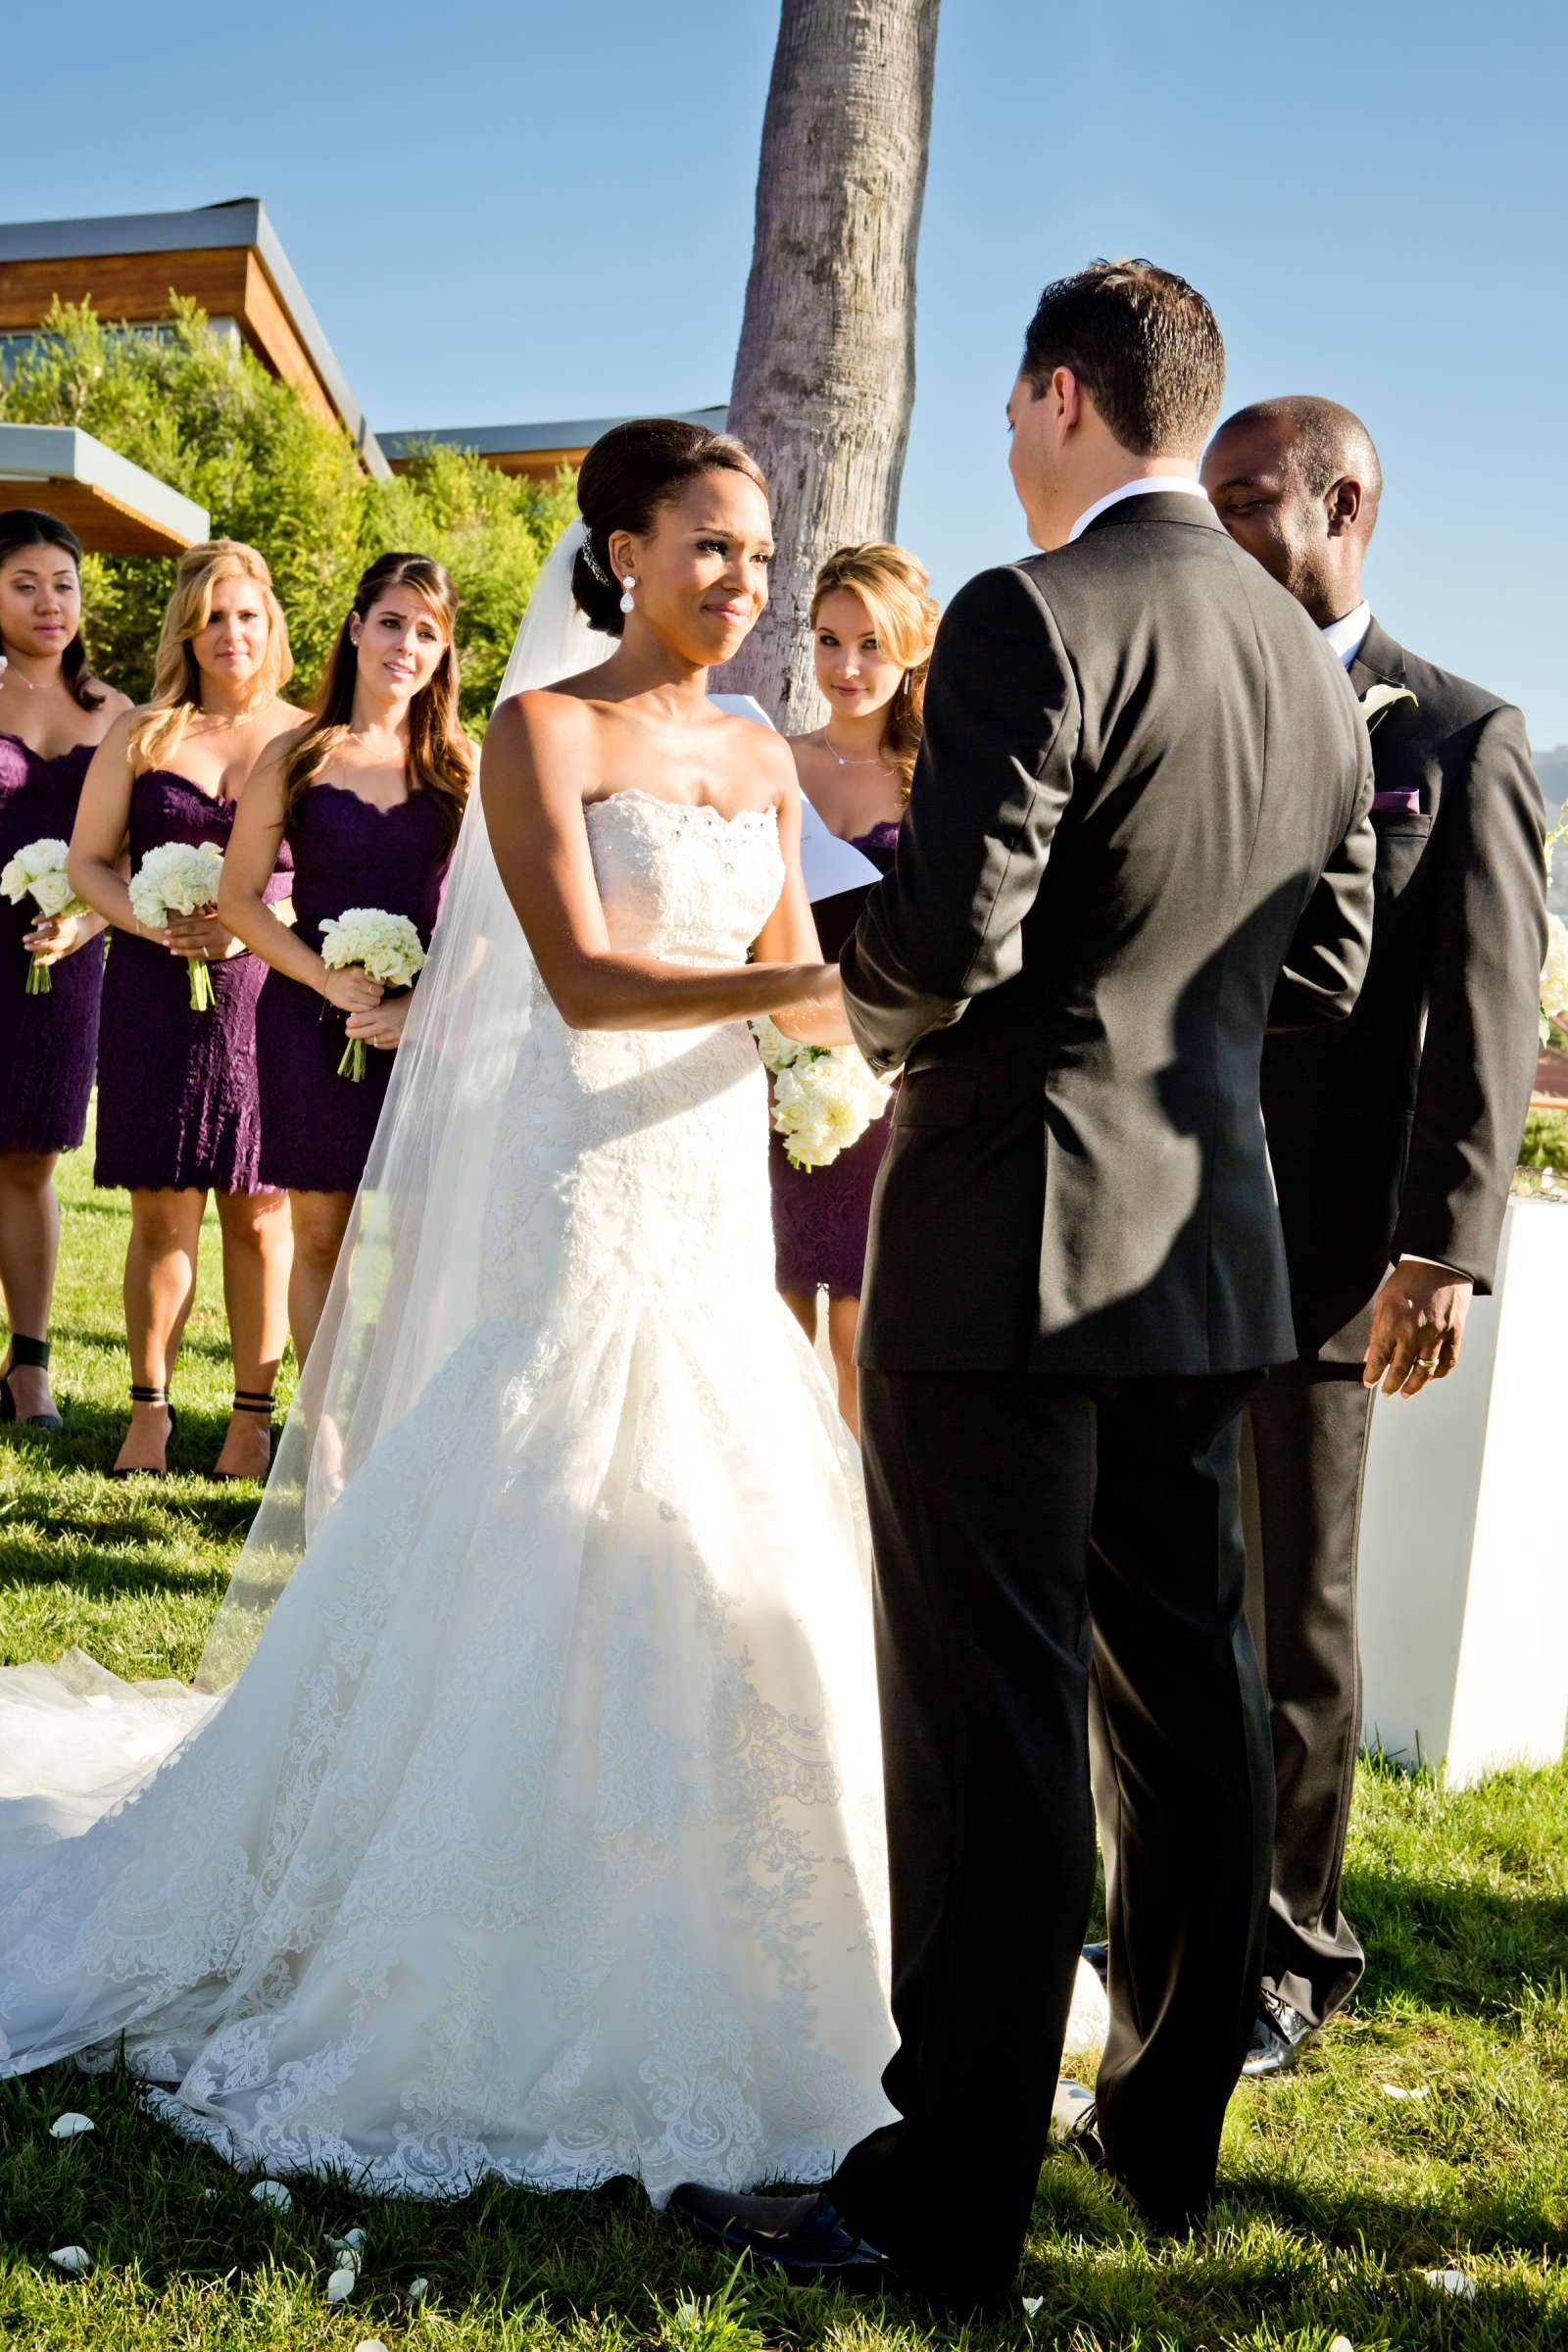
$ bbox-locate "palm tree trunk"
[719,0,941,726]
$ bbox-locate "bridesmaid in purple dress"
[771,543,940,1438]
[221,554,470,1367]
[69,542,306,1480]
[0,511,130,1429]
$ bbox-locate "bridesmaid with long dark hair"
[69,541,305,1479]
[0,511,131,1428]
[771,543,939,1438]
[221,554,471,1366]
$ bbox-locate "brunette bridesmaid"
[772,543,939,1438]
[69,541,305,1480]
[0,511,131,1428]
[221,554,470,1367]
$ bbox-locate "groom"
[672,260,1376,2305]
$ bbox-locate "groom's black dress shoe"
[1241,1989,1321,2078]
[666,2182,1012,2320]
[666,2184,893,2293]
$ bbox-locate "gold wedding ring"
[1416,1355,1441,1371]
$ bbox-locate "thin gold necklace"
[820,727,889,768]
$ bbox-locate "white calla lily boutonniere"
[1357,681,1419,732]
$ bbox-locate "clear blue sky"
[13,0,1567,748]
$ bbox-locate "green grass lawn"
[3,1143,1566,2349]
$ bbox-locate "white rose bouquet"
[319,906,428,1080]
[0,837,90,996]
[751,1013,890,1171]
[128,840,227,1010]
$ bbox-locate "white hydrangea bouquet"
[319,906,427,1080]
[751,1013,890,1171]
[0,836,90,996]
[128,840,226,1010]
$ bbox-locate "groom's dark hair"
[1021,261,1225,457]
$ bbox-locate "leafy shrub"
[1,298,573,733]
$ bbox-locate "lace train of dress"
[0,791,1107,2199]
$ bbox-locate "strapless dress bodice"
[583,789,783,964]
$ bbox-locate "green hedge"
[1,297,575,734]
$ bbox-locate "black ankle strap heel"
[0,1334,64,1432]
[213,1388,277,1482]
[111,1384,177,1479]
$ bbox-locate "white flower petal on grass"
[1021,2296,1044,2317]
[49,2246,91,2274]
[1380,2082,1430,2101]
[1329,2337,1354,2351]
[326,2267,359,2304]
[1421,2269,1477,2298]
[406,2278,429,2303]
[354,2340,389,2351]
[250,2179,293,2211]
[49,2112,95,2138]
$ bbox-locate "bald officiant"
[1199,398,1547,2073]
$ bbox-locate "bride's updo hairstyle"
[572,418,769,638]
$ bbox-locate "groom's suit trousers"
[830,1363,1274,2293]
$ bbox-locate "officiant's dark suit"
[1202,401,1548,2071]
[827,485,1375,2282]
[1246,624,1546,2033]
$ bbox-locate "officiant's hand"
[1362,1261,1473,1397]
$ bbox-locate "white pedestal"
[1357,1197,1568,1784]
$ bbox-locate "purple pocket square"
[1371,788,1423,815]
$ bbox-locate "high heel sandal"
[212,1387,275,1483]
[109,1383,177,1480]
[0,1334,65,1431]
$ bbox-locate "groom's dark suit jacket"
[1258,618,1546,1362]
[841,492,1377,1378]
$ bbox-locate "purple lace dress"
[769,819,900,1299]
[94,770,293,1194]
[0,733,102,1154]
[255,783,450,1193]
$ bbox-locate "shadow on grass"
[2,1399,271,1489]
[1347,1867,1568,2019]
[0,1527,230,1598]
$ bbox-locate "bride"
[0,417,1104,2201]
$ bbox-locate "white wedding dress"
[0,527,1108,2196]
[0,792,917,2197]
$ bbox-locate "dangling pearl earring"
[619,575,637,615]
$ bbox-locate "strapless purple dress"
[0,732,103,1155]
[768,819,900,1299]
[94,770,293,1195]
[255,782,450,1193]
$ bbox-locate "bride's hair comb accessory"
[579,525,612,587]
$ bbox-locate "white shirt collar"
[1322,601,1373,668]
[1067,474,1210,544]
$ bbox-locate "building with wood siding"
[0,200,722,533]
